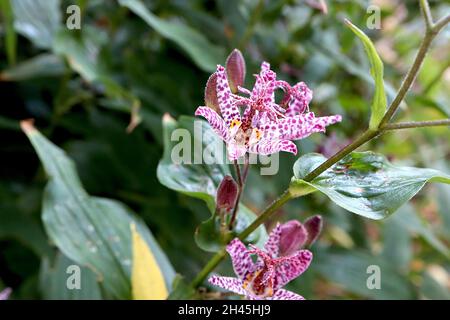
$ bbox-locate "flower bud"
[216,175,238,212]
[278,220,308,256]
[304,215,323,247]
[204,72,220,113]
[226,49,246,93]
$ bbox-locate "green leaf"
[22,121,175,299]
[0,54,66,81]
[0,0,17,65]
[315,249,414,299]
[290,152,450,220]
[11,0,61,49]
[39,251,102,300]
[118,0,224,72]
[131,223,168,300]
[157,115,267,252]
[345,20,387,129]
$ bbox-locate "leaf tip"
[20,119,37,135]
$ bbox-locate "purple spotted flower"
[0,288,11,300]
[195,59,342,161]
[208,223,312,300]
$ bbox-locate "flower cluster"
[208,219,320,300]
[195,52,342,161]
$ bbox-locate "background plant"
[0,0,449,300]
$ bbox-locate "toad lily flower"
[195,61,342,161]
[208,223,312,300]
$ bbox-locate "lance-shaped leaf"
[131,223,168,300]
[21,121,175,299]
[345,19,387,129]
[290,152,450,220]
[119,0,224,72]
[157,115,267,252]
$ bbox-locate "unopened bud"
[216,175,238,212]
[279,220,308,256]
[204,73,220,113]
[225,49,246,93]
[304,215,323,247]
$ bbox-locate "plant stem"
[383,119,450,130]
[303,129,380,181]
[229,156,249,229]
[419,0,434,29]
[190,189,293,288]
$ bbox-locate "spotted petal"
[216,65,241,126]
[275,250,313,289]
[248,139,297,156]
[226,238,255,279]
[264,223,281,258]
[208,276,247,295]
[270,289,305,300]
[285,82,313,117]
[263,113,342,141]
[227,140,247,161]
[195,107,231,142]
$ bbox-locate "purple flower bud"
[278,220,308,256]
[204,72,220,113]
[303,215,323,247]
[216,175,238,212]
[225,49,246,94]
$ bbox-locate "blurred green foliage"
[0,0,449,299]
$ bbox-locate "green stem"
[190,189,293,288]
[383,119,450,130]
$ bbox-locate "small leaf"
[345,19,387,129]
[131,223,168,300]
[290,152,450,220]
[119,0,224,72]
[0,54,66,81]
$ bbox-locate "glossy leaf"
[22,121,175,299]
[290,152,450,219]
[0,54,66,81]
[157,115,267,252]
[119,0,224,72]
[345,20,387,129]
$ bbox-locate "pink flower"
[208,223,312,300]
[0,288,11,301]
[195,61,342,161]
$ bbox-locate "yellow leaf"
[131,223,168,300]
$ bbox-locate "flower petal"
[208,276,247,295]
[270,289,305,300]
[285,82,313,116]
[275,250,313,289]
[264,113,342,141]
[227,140,247,161]
[226,238,255,279]
[216,65,241,126]
[264,223,282,258]
[195,106,231,142]
[248,139,297,156]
